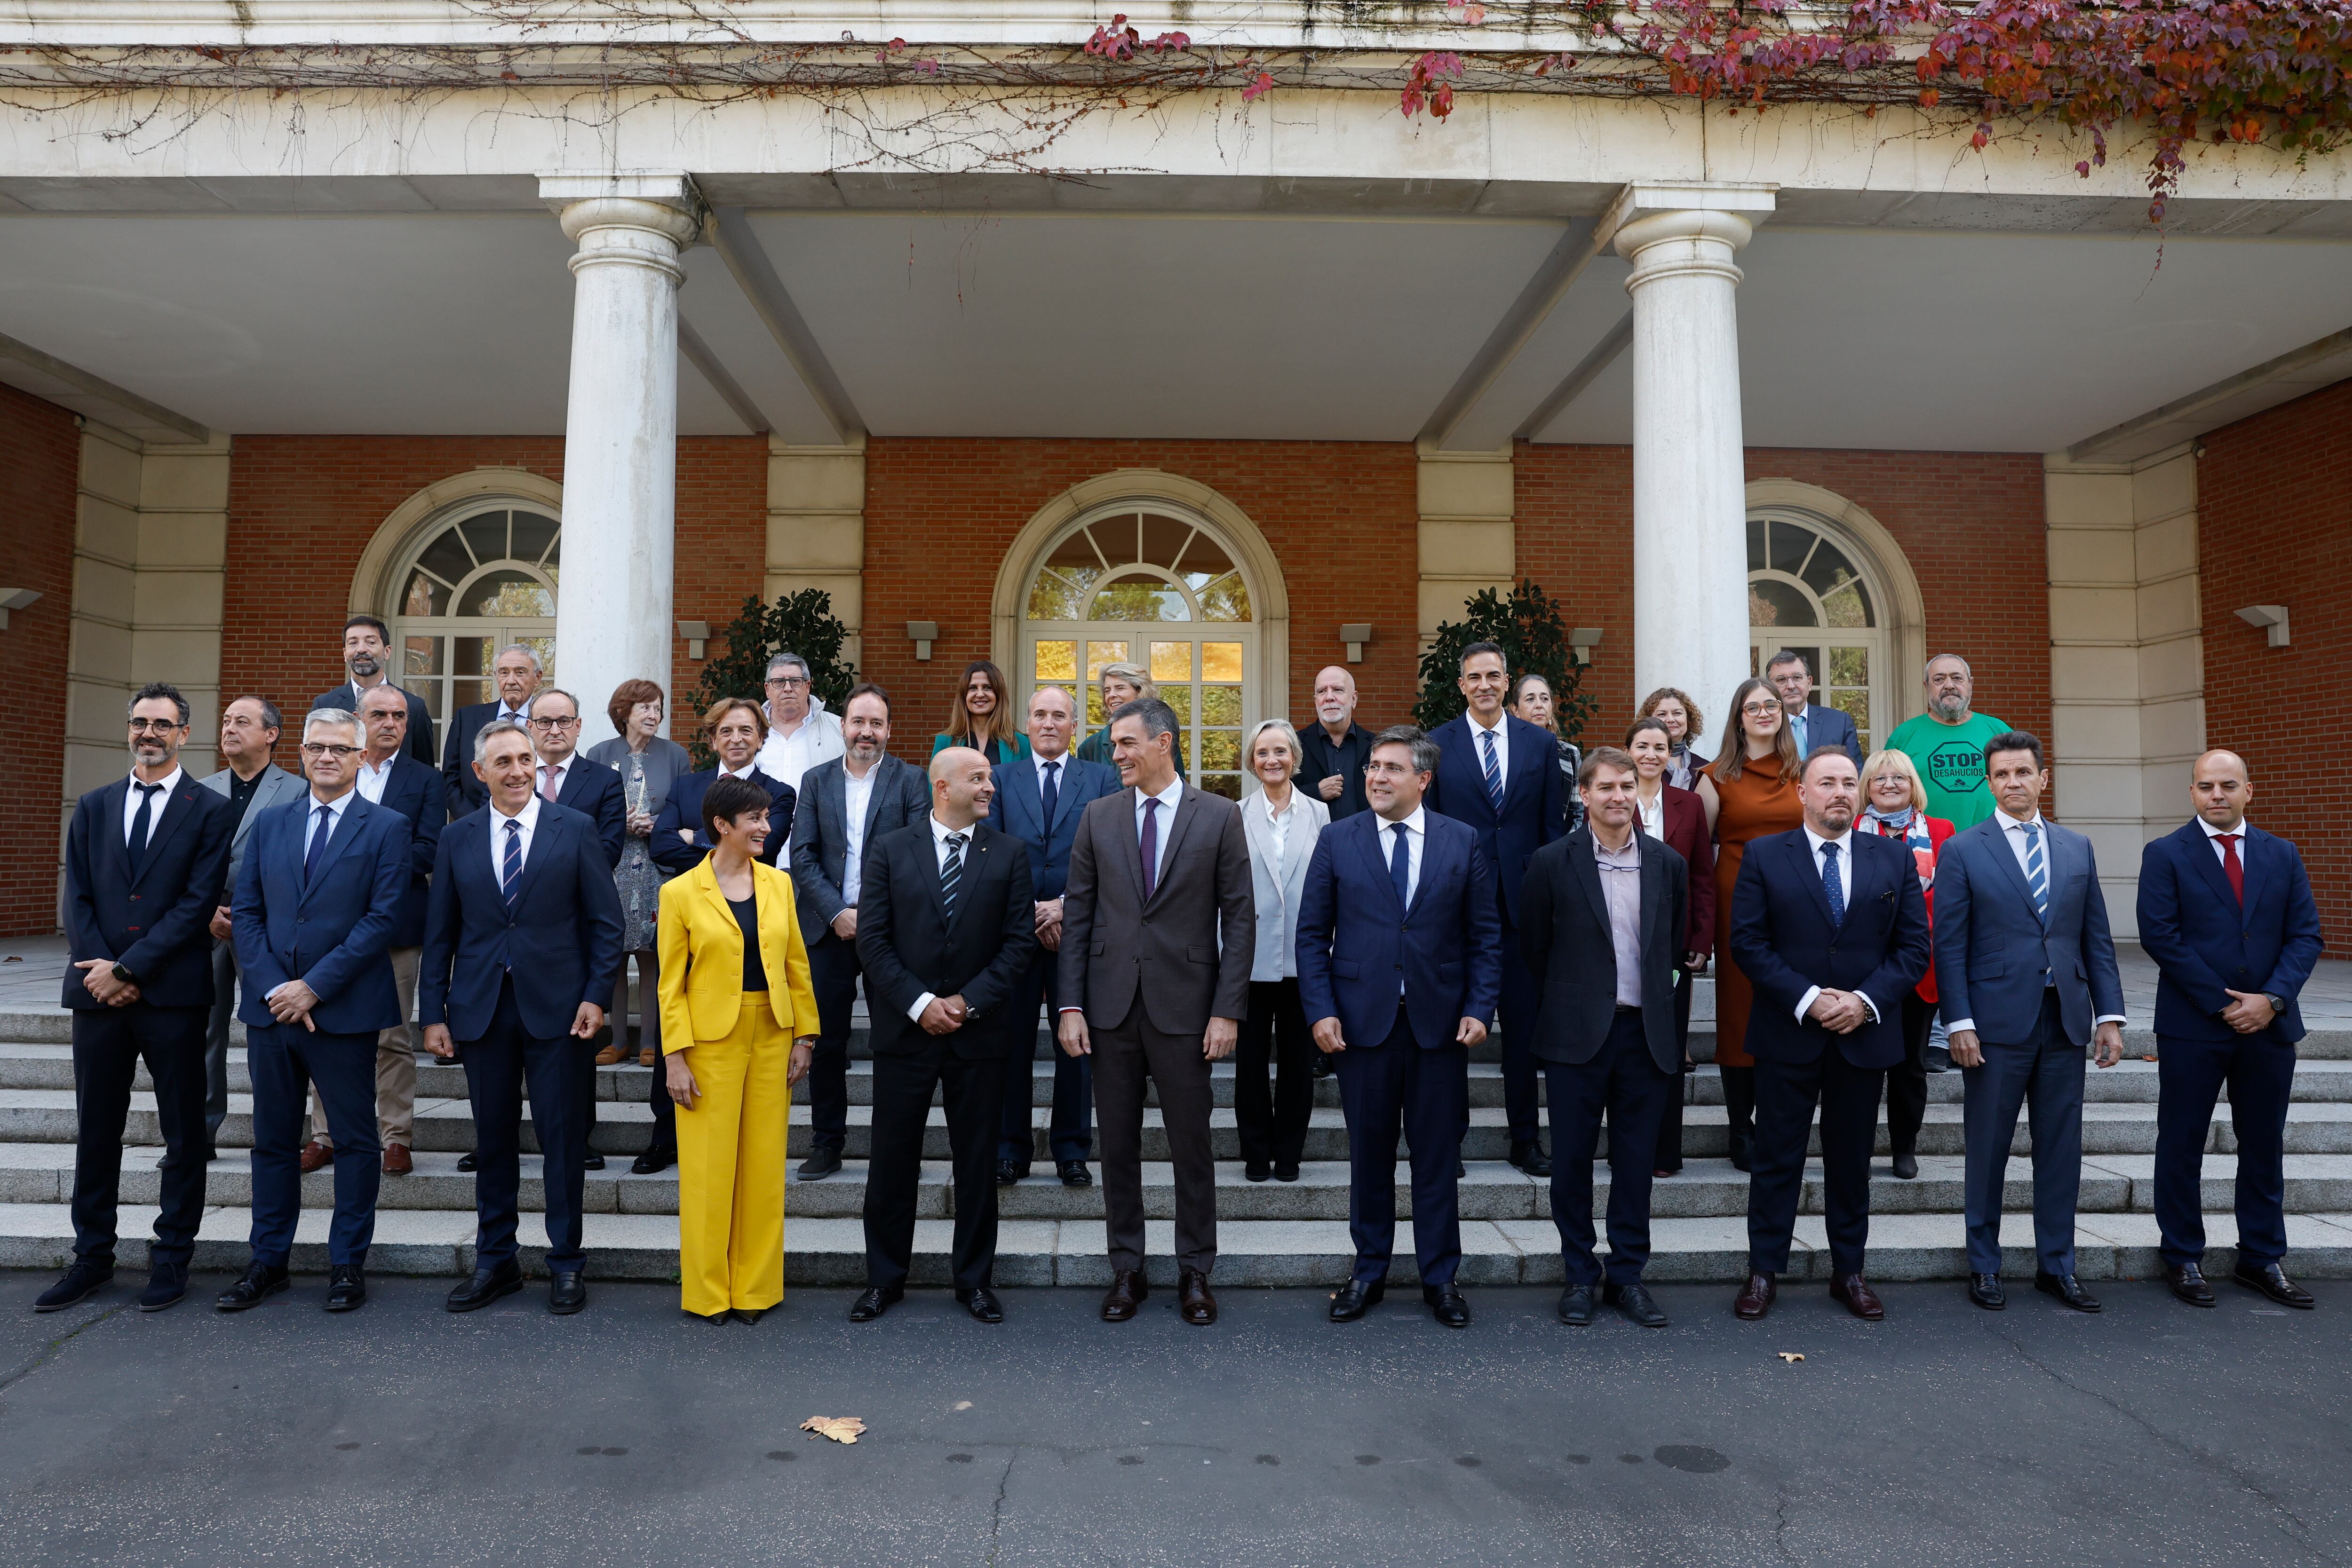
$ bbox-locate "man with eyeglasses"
[443,641,544,814]
[317,613,437,772]
[199,696,305,1160]
[221,707,413,1315]
[42,683,235,1314]
[754,650,844,793]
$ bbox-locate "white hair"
[303,707,359,741]
[495,642,543,671]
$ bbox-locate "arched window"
[1022,508,1257,799]
[392,503,561,728]
[1748,512,1884,751]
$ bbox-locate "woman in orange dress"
[1695,676,1804,1173]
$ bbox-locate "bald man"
[1297,665,1377,822]
[849,747,1037,1323]
[2139,750,2325,1310]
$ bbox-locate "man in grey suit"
[1766,649,1862,768]
[786,683,931,1180]
[1935,730,2126,1315]
[199,696,308,1157]
[1057,698,1255,1327]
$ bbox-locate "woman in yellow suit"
[656,773,819,1322]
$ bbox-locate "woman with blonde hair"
[1856,746,1956,1180]
[933,660,1031,766]
[1638,686,1710,792]
[656,773,819,1323]
[1235,718,1329,1181]
[1074,662,1187,777]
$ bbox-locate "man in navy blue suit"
[654,697,796,875]
[41,683,234,1315]
[523,688,626,869]
[1423,641,1565,1176]
[987,685,1119,1186]
[440,641,542,815]
[221,706,413,1315]
[421,719,623,1316]
[2139,750,2326,1310]
[1937,730,2126,1315]
[314,614,436,771]
[1298,726,1502,1329]
[1729,747,1929,1322]
[1766,649,1863,768]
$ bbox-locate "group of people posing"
[42,619,2326,1333]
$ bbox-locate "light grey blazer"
[1241,787,1329,982]
[199,762,307,888]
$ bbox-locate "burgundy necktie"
[2217,832,2245,904]
[1139,797,1160,903]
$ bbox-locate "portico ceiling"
[0,190,2348,453]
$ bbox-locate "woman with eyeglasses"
[932,660,1032,766]
[1694,677,1804,1173]
[583,680,693,1073]
[1856,747,1954,1181]
[1509,673,1584,834]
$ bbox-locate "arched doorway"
[1742,482,1930,752]
[388,501,562,731]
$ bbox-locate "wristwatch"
[111,962,136,986]
[2265,993,2288,1015]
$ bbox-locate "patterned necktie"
[1390,820,1412,910]
[1820,839,1844,928]
[126,782,162,879]
[541,764,561,803]
[1041,760,1060,827]
[2217,832,2245,904]
[1139,797,1161,903]
[501,817,524,911]
[940,832,967,921]
[2020,822,2050,924]
[303,803,334,887]
[1480,728,1503,812]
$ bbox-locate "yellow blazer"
[655,857,819,1052]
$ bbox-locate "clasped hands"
[74,958,141,1008]
[920,994,970,1035]
[1057,1011,1240,1062]
[1805,988,1872,1036]
[2221,988,2278,1035]
[1311,1015,1487,1054]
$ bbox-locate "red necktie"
[2217,832,2245,904]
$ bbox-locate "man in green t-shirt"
[1884,654,2008,829]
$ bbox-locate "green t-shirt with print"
[1884,710,2010,828]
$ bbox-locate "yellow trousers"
[675,994,791,1315]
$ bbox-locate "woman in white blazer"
[1237,719,1331,1183]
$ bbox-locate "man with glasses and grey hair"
[754,650,844,793]
[201,695,305,1159]
[443,641,544,813]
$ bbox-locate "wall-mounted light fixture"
[1339,624,1374,664]
[2234,604,2290,648]
[1570,626,1604,667]
[675,619,711,660]
[0,588,41,631]
[906,621,940,661]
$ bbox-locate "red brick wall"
[0,384,79,935]
[223,436,765,752]
[2199,378,2352,933]
[860,440,1422,759]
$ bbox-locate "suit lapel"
[1357,815,1407,917]
[1112,789,1148,908]
[1638,841,1666,957]
[945,833,991,936]
[2181,821,2242,912]
[1790,832,1838,929]
[511,806,565,907]
[1145,789,1201,908]
[1570,833,1610,930]
[297,795,369,906]
[1979,817,2044,926]
[860,760,892,840]
[99,780,134,886]
[131,780,199,888]
[2238,825,2270,915]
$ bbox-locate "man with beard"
[316,614,435,771]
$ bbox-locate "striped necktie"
[501,817,524,911]
[940,832,966,922]
[2020,821,2049,925]
[1480,727,1503,812]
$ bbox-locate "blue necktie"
[2021,822,2049,925]
[302,803,333,887]
[501,817,524,911]
[126,782,162,879]
[1390,821,1412,910]
[1480,728,1503,813]
[1790,707,1808,757]
[1040,760,1060,828]
[1820,840,1844,928]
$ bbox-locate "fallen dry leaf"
[952,1401,973,1411]
[801,1417,866,1444]
[1778,1352,1804,1363]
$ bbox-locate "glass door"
[1028,633,1253,800]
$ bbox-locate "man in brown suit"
[1058,698,1255,1325]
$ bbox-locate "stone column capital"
[1600,182,1776,285]
[541,174,705,284]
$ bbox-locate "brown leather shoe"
[638,1047,658,1068]
[594,1043,625,1066]
[382,1143,413,1175]
[1100,1269,1147,1322]
[1733,1272,1776,1320]
[1178,1268,1218,1326]
[1830,1273,1885,1320]
[298,1140,331,1174]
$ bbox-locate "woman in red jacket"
[1859,746,1955,1180]
[1624,718,1716,1177]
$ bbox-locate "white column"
[541,174,703,748]
[1608,183,1775,728]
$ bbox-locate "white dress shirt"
[1135,774,1185,888]
[1263,791,1297,876]
[1792,824,1880,1027]
[1466,711,1509,792]
[1637,787,1666,842]
[755,697,846,793]
[122,766,184,846]
[1946,809,2126,1035]
[1033,749,1071,800]
[2197,812,2250,866]
[486,793,544,882]
[908,812,981,1023]
[840,760,879,907]
[355,752,396,803]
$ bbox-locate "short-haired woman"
[1638,687,1711,792]
[933,660,1032,766]
[1074,662,1187,777]
[1624,716,1717,1177]
[1236,718,1329,1182]
[584,679,694,1073]
[1694,677,1803,1172]
[655,773,819,1323]
[1511,672,1584,833]
[1858,747,1955,1180]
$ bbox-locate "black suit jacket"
[1518,830,1688,1074]
[63,775,235,1010]
[367,753,446,948]
[440,700,528,815]
[787,753,932,946]
[856,820,1037,1061]
[1729,827,1930,1069]
[549,755,627,869]
[316,682,437,771]
[653,768,798,876]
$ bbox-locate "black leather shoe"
[996,1160,1025,1187]
[1057,1160,1092,1187]
[1455,1159,1466,1178]
[1329,1279,1384,1322]
[1923,1045,1951,1075]
[957,1288,1005,1323]
[445,1260,524,1313]
[1733,1272,1775,1320]
[1605,1281,1669,1328]
[797,1150,842,1180]
[138,1267,188,1313]
[456,1150,478,1172]
[630,1147,675,1176]
[1890,1150,1920,1180]
[1968,1272,2006,1310]
[204,1145,218,1163]
[215,1260,291,1313]
[848,1284,902,1322]
[2035,1272,2101,1313]
[325,1264,367,1312]
[548,1270,588,1315]
[2168,1263,2217,1307]
[1728,1134,1753,1174]
[1272,1161,1300,1183]
[1557,1284,1596,1325]
[1508,1142,1552,1178]
[1423,1283,1470,1328]
[1100,1270,1147,1322]
[2233,1260,2316,1308]
[1244,1160,1272,1182]
[33,1259,113,1313]
[582,1152,605,1172]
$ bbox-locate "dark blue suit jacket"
[231,792,411,1035]
[1933,814,2125,1046]
[2137,819,2324,1045]
[1295,809,1502,1053]
[550,755,627,869]
[316,682,437,772]
[989,752,1120,902]
[417,802,625,1043]
[1728,827,1930,1069]
[652,768,798,876]
[62,774,235,1010]
[440,700,527,815]
[1792,703,1862,768]
[366,753,445,949]
[1423,713,1565,926]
